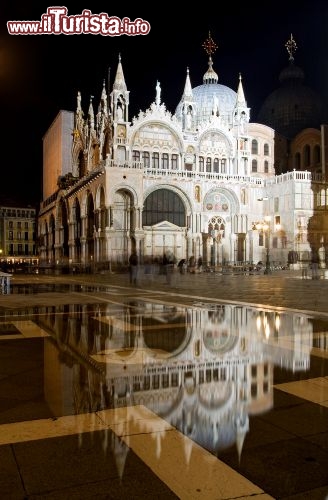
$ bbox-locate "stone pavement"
[7,266,328,316]
[1,267,328,499]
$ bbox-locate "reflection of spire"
[112,432,129,480]
[235,414,249,463]
[155,431,162,459]
[285,33,297,62]
[184,434,193,465]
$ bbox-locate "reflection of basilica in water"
[21,296,315,473]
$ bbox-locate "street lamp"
[253,217,281,274]
[252,216,271,274]
[255,219,271,274]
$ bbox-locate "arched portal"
[72,198,82,264]
[86,193,95,265]
[49,214,56,264]
[59,199,69,263]
[111,189,134,266]
[142,188,187,263]
[208,216,225,266]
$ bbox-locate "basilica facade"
[38,35,328,272]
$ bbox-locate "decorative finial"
[155,80,161,105]
[285,33,297,62]
[202,31,218,56]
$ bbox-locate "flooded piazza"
[0,276,328,499]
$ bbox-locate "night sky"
[1,1,328,206]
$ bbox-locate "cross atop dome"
[285,33,297,62]
[202,32,218,84]
[202,31,218,56]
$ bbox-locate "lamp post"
[259,220,270,274]
[253,217,271,274]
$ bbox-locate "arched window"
[162,153,169,169]
[295,152,301,169]
[78,150,86,177]
[171,154,178,170]
[213,158,219,173]
[251,139,258,154]
[208,216,225,239]
[303,145,310,168]
[264,160,269,173]
[132,150,140,162]
[264,143,269,155]
[152,152,159,169]
[321,189,325,206]
[199,157,204,172]
[206,158,212,172]
[252,159,258,172]
[142,189,185,226]
[314,145,321,164]
[221,159,227,174]
[142,151,150,168]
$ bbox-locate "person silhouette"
[129,251,138,285]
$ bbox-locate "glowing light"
[202,32,218,56]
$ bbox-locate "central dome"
[257,35,325,139]
[175,45,238,128]
[191,83,237,126]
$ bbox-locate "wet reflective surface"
[1,281,328,499]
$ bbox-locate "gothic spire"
[183,67,193,98]
[100,79,108,115]
[237,73,246,105]
[88,96,94,129]
[113,54,127,91]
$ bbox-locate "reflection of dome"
[257,59,324,139]
[203,327,238,354]
[199,381,232,408]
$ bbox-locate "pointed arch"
[86,192,95,261]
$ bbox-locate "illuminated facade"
[0,205,38,270]
[38,35,328,272]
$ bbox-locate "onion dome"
[257,34,324,139]
[175,33,237,127]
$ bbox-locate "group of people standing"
[300,250,320,280]
[129,252,205,286]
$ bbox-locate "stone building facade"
[38,36,328,272]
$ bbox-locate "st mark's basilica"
[38,34,328,272]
